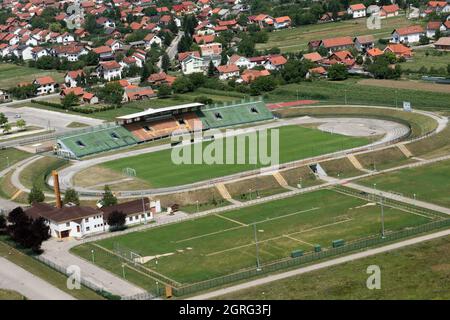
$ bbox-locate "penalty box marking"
[214,214,248,226]
[176,207,321,244]
[205,217,353,257]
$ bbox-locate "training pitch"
[72,188,439,289]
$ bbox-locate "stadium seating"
[197,100,273,129]
[57,125,140,158]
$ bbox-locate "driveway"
[0,257,75,300]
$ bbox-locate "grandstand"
[55,99,274,158]
[56,125,140,159]
[198,99,273,129]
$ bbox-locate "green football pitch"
[101,125,370,188]
[72,188,437,289]
[359,160,450,208]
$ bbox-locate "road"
[157,31,184,68]
[187,229,450,300]
[0,257,75,300]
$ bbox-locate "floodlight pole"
[91,249,95,263]
[141,193,146,224]
[253,223,261,271]
[380,196,385,238]
[6,156,9,168]
[196,200,199,213]
[122,263,126,279]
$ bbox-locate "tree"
[157,84,172,98]
[434,30,442,41]
[419,35,430,45]
[16,119,26,131]
[29,217,50,252]
[101,185,117,207]
[168,19,178,34]
[62,92,79,109]
[207,60,216,77]
[172,76,195,93]
[250,76,277,95]
[328,63,348,80]
[28,184,45,204]
[64,188,80,206]
[0,215,6,234]
[447,64,450,76]
[2,123,11,134]
[107,210,126,231]
[141,63,151,82]
[281,60,312,83]
[0,112,7,126]
[161,53,170,73]
[98,82,124,106]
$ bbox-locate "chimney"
[52,170,62,209]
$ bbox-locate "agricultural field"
[71,188,437,288]
[357,79,450,94]
[266,79,450,111]
[0,63,65,89]
[358,160,450,208]
[101,125,370,188]
[400,49,450,75]
[256,16,415,53]
[219,235,450,300]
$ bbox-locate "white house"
[263,55,288,71]
[52,45,88,62]
[143,33,162,49]
[25,199,161,239]
[228,54,255,69]
[56,32,75,44]
[33,76,57,95]
[97,61,122,81]
[347,4,366,18]
[391,25,425,44]
[181,54,205,74]
[31,47,49,61]
[64,70,86,88]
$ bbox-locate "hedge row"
[30,100,119,114]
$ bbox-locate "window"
[214,112,223,120]
[177,118,186,125]
[110,132,120,140]
[86,226,90,231]
[76,140,86,148]
[143,125,153,131]
[250,107,259,114]
[66,222,70,227]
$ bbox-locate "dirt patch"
[157,187,223,207]
[358,79,450,94]
[431,264,450,273]
[225,175,284,198]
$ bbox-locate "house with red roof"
[274,16,291,29]
[263,55,288,71]
[143,33,162,49]
[228,54,255,69]
[147,72,177,86]
[217,64,240,80]
[354,35,375,52]
[426,21,442,38]
[302,52,324,63]
[199,42,222,56]
[384,43,413,59]
[239,69,271,83]
[320,36,354,53]
[306,66,327,79]
[96,61,122,81]
[92,45,114,60]
[440,21,450,33]
[33,76,57,95]
[434,37,450,51]
[391,25,425,44]
[347,4,366,19]
[380,4,400,18]
[64,70,86,88]
[365,47,384,61]
[426,1,450,13]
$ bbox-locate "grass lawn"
[358,160,450,208]
[266,79,450,111]
[219,235,450,299]
[101,125,370,188]
[0,148,32,172]
[400,49,450,73]
[19,156,68,191]
[0,289,26,300]
[0,63,65,89]
[0,239,103,300]
[71,188,434,287]
[257,16,415,53]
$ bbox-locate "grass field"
[257,16,415,53]
[219,235,450,299]
[400,49,450,74]
[0,289,26,300]
[72,188,436,288]
[357,79,450,94]
[101,125,370,188]
[359,160,450,208]
[266,79,450,111]
[19,156,68,191]
[0,239,103,300]
[0,148,32,172]
[0,63,65,89]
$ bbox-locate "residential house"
[320,36,354,53]
[105,39,123,53]
[181,53,205,74]
[384,43,413,59]
[56,32,75,44]
[302,52,324,63]
[143,33,162,49]
[96,61,122,81]
[199,42,222,57]
[123,85,156,102]
[64,70,86,88]
[434,36,450,50]
[239,69,271,83]
[52,45,88,62]
[31,46,48,61]
[380,4,400,19]
[365,47,384,61]
[354,35,375,52]
[228,54,255,69]
[274,16,291,29]
[306,66,327,79]
[33,76,57,95]
[426,1,450,13]
[147,72,176,86]
[391,25,425,44]
[0,90,11,103]
[440,21,450,33]
[347,4,366,19]
[217,64,240,80]
[263,55,288,71]
[92,45,114,61]
[427,21,442,38]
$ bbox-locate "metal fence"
[170,218,450,297]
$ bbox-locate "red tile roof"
[394,25,424,36]
[35,76,56,85]
[321,36,353,48]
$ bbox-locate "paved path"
[40,239,147,297]
[187,229,450,300]
[0,257,75,300]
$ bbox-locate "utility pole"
[141,193,146,224]
[253,223,261,271]
[380,196,385,238]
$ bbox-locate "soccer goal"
[113,242,142,265]
[122,167,137,177]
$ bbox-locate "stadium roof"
[115,103,205,121]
